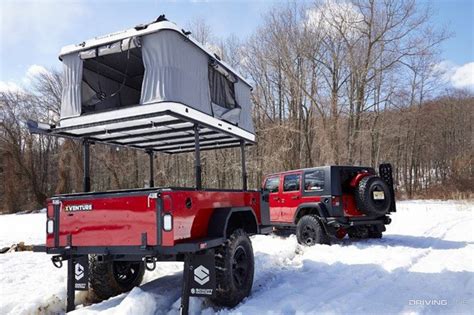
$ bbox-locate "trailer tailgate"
[47,192,158,248]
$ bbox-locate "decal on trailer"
[74,256,89,290]
[65,204,93,212]
[189,254,215,297]
[194,265,210,285]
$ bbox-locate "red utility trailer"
[29,16,271,314]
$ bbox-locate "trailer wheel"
[211,229,254,308]
[88,255,145,301]
[296,215,330,246]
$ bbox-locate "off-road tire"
[368,230,383,238]
[88,255,145,301]
[273,227,294,237]
[296,215,330,246]
[356,175,392,216]
[348,227,369,239]
[211,229,254,308]
[368,225,385,239]
[349,226,384,239]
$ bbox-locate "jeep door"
[279,172,302,223]
[263,175,281,222]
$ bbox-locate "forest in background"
[1,0,473,213]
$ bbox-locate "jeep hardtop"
[263,164,396,245]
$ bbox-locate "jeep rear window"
[264,177,280,193]
[304,170,325,191]
[283,174,301,192]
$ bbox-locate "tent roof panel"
[59,20,252,88]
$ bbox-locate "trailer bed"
[46,187,265,251]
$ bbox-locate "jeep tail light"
[163,214,173,231]
[332,196,340,207]
[46,219,54,234]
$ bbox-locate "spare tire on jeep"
[355,175,392,217]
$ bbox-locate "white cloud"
[451,62,474,90]
[24,65,51,85]
[0,81,23,93]
[305,0,363,38]
[435,61,474,91]
[0,65,52,93]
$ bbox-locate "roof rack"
[28,102,254,154]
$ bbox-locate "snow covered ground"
[0,200,472,314]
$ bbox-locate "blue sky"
[1,0,473,91]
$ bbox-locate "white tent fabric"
[61,53,83,118]
[59,25,255,133]
[139,30,212,115]
[234,81,254,133]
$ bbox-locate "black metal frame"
[147,150,155,187]
[83,140,91,192]
[27,108,255,154]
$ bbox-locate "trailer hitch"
[51,255,65,268]
[143,256,157,271]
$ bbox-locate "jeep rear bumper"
[324,215,391,228]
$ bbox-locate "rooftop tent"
[58,20,255,135]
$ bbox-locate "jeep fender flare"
[207,207,258,238]
[293,203,328,225]
[293,203,332,236]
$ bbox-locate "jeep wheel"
[296,215,330,246]
[368,230,383,238]
[88,255,145,301]
[211,229,254,308]
[356,175,392,216]
[368,225,385,239]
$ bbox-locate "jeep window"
[264,177,280,193]
[304,170,325,191]
[283,174,301,192]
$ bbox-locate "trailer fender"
[208,207,258,238]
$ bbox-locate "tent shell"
[54,19,256,153]
[59,21,251,87]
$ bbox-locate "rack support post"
[194,125,202,190]
[83,139,91,192]
[240,140,247,191]
[147,150,155,187]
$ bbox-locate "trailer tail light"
[163,214,173,231]
[46,219,54,234]
[332,196,341,207]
